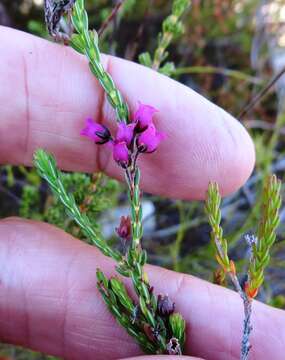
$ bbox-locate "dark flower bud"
[116,216,132,240]
[143,323,156,342]
[157,294,175,316]
[166,338,181,355]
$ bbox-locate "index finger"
[121,356,203,359]
[0,26,255,200]
[0,218,284,360]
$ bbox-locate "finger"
[121,356,203,360]
[0,219,284,360]
[0,26,254,200]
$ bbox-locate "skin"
[0,26,284,360]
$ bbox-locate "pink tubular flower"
[134,102,158,131]
[137,123,166,153]
[116,123,135,146]
[80,118,111,144]
[113,142,130,167]
[80,101,165,169]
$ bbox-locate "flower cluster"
[80,103,166,168]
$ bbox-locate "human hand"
[1,26,283,360]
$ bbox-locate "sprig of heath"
[35,149,185,354]
[96,269,157,354]
[205,182,252,360]
[205,175,282,360]
[247,174,282,298]
[70,0,129,123]
[70,1,186,353]
[39,0,187,355]
[205,182,231,278]
[34,149,122,261]
[139,0,191,74]
[116,156,186,354]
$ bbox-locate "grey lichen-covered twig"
[228,268,253,360]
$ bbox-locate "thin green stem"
[238,66,285,119]
[171,201,187,272]
[172,66,264,85]
[152,0,190,71]
[126,166,166,350]
[153,32,174,71]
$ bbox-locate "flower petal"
[116,123,135,146]
[113,142,130,165]
[137,123,166,153]
[133,102,158,131]
[80,118,111,144]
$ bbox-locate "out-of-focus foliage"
[1,0,285,358]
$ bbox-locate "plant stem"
[173,66,264,85]
[206,184,254,359]
[238,66,285,119]
[152,0,190,71]
[124,159,166,350]
[153,32,173,71]
[228,272,252,360]
[171,201,187,272]
[98,1,124,37]
[216,234,253,359]
[241,299,253,360]
[40,1,188,355]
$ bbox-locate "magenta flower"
[113,142,130,167]
[80,101,166,169]
[80,118,111,144]
[116,123,135,146]
[137,123,166,153]
[134,102,158,131]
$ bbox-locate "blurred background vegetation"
[1,0,285,358]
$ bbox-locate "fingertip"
[0,27,255,200]
[208,107,255,197]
